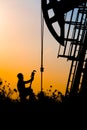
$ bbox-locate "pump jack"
[42,0,87,98]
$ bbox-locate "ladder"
[57,2,87,96]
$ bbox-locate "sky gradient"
[0,0,71,96]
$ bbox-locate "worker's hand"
[31,70,36,79]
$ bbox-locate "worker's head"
[17,73,23,80]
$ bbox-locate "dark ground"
[0,91,87,129]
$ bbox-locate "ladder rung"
[79,10,87,14]
[68,56,79,61]
[64,38,80,42]
[58,55,69,58]
[75,26,87,30]
[71,42,83,45]
[65,21,84,25]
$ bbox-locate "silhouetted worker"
[17,70,36,102]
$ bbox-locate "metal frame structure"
[58,2,87,96]
[42,0,87,97]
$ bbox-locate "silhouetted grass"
[0,81,86,113]
[0,80,87,128]
[0,83,87,129]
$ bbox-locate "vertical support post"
[80,59,87,97]
[70,34,87,96]
[40,1,44,92]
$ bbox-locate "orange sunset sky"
[0,0,71,96]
